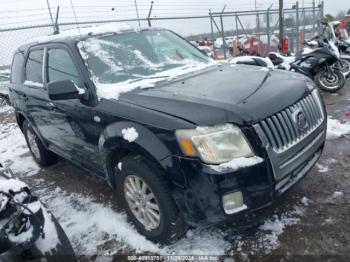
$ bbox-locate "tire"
[336,59,350,78]
[115,155,187,244]
[314,68,346,93]
[22,120,57,167]
[0,95,9,106]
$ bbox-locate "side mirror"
[47,80,85,100]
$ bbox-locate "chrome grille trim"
[256,90,325,153]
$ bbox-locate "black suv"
[9,24,327,243]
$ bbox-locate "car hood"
[119,64,311,126]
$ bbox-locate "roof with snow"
[17,23,137,50]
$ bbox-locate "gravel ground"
[0,82,350,261]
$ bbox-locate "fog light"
[222,191,247,214]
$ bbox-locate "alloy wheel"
[27,129,40,159]
[123,175,161,230]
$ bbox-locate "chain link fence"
[0,1,324,69]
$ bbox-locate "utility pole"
[279,0,284,48]
[134,0,141,27]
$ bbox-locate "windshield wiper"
[129,75,170,83]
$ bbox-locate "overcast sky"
[0,0,348,35]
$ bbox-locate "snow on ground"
[332,191,343,198]
[316,163,329,173]
[300,196,311,206]
[0,122,39,176]
[326,117,350,139]
[236,205,305,255]
[0,105,13,114]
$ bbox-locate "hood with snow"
[100,63,313,127]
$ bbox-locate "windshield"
[78,30,211,85]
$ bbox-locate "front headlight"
[175,124,253,164]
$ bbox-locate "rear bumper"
[161,122,326,226]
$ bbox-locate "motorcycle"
[274,37,345,92]
[230,37,346,93]
[0,163,76,261]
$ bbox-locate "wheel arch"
[99,121,173,188]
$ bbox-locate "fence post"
[147,1,154,27]
[54,6,60,34]
[267,10,270,53]
[209,10,215,49]
[312,0,315,32]
[235,14,239,43]
[220,5,227,59]
[220,15,226,59]
[296,1,300,53]
[319,1,324,32]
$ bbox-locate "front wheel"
[115,155,187,243]
[334,59,350,78]
[314,68,346,93]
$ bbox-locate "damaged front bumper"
[161,120,326,226]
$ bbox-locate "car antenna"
[69,0,82,37]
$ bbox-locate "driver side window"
[47,48,80,85]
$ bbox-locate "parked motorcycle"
[0,164,76,261]
[230,36,346,93]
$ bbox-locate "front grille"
[257,90,324,153]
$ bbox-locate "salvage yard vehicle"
[0,163,75,260]
[8,23,327,243]
[0,72,10,105]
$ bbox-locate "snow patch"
[0,105,13,113]
[0,123,39,176]
[37,187,162,255]
[327,118,350,139]
[117,162,123,171]
[316,163,329,173]
[34,208,61,254]
[24,23,133,45]
[0,178,27,193]
[301,196,311,206]
[121,127,139,142]
[23,80,44,88]
[256,206,305,253]
[260,67,271,72]
[92,62,217,100]
[332,191,343,198]
[209,156,263,172]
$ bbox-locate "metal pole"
[296,1,300,53]
[45,0,56,33]
[279,0,284,49]
[147,1,154,27]
[235,15,239,43]
[220,5,227,59]
[312,0,315,32]
[267,10,271,53]
[220,15,226,59]
[319,1,324,32]
[54,5,60,34]
[134,0,141,27]
[209,10,215,49]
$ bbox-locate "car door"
[44,45,104,174]
[22,47,56,143]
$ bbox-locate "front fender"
[98,121,174,186]
[99,121,172,160]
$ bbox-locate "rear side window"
[25,49,44,83]
[10,52,25,84]
[47,48,80,85]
